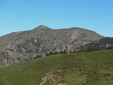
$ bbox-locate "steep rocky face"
[0,25,103,67]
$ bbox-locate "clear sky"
[0,0,113,37]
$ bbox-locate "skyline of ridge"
[0,0,113,37]
[0,25,105,37]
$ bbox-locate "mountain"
[81,37,113,51]
[0,49,113,85]
[0,25,103,67]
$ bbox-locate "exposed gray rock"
[0,25,103,67]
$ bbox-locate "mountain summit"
[0,26,103,67]
[33,25,51,30]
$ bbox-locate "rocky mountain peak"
[33,25,51,30]
[0,26,103,67]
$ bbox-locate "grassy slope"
[0,50,113,85]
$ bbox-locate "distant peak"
[33,25,51,30]
[70,27,83,29]
[38,25,48,28]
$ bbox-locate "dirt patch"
[40,69,57,85]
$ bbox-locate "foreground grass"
[0,50,113,85]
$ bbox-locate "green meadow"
[0,50,113,85]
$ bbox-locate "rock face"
[0,25,103,67]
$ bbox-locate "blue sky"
[0,0,113,37]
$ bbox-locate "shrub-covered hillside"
[0,26,103,67]
[0,50,113,85]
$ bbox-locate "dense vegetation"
[0,50,113,85]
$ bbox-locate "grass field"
[0,50,113,85]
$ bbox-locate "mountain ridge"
[81,37,113,51]
[0,25,103,67]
